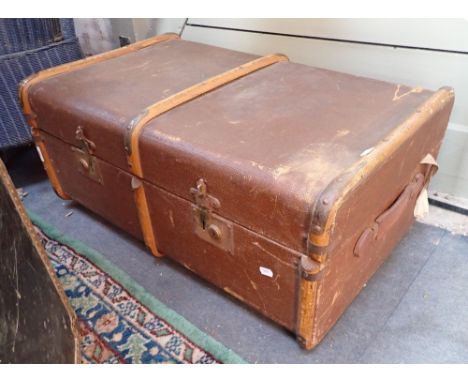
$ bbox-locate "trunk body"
[21,35,454,349]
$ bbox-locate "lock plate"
[72,147,103,184]
[190,178,233,253]
[192,206,234,253]
[72,126,103,184]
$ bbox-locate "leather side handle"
[353,172,425,258]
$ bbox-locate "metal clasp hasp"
[72,126,103,184]
[189,179,233,253]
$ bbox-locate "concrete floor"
[7,147,468,363]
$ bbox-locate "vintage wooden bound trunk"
[20,33,454,349]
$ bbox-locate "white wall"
[73,18,186,55]
[73,18,116,56]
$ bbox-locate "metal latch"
[190,179,233,253]
[72,126,103,184]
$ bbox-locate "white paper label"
[259,266,274,278]
[414,188,429,219]
[36,146,44,162]
[360,147,374,157]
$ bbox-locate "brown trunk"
[20,35,455,349]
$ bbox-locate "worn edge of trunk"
[296,86,455,349]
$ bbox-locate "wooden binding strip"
[19,32,180,199]
[125,53,289,257]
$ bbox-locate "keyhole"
[199,209,207,230]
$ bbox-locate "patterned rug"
[29,212,245,364]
